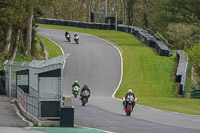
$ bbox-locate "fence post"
[9,65,11,97]
[26,95,28,111]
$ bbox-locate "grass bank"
[37,35,63,58]
[38,24,200,115]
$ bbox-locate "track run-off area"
[37,28,200,133]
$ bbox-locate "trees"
[133,0,160,29]
[0,0,51,61]
[166,24,200,49]
[123,0,137,25]
[25,0,33,56]
[0,0,27,59]
[162,0,200,24]
[0,0,15,56]
[187,43,200,77]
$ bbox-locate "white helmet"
[128,89,132,93]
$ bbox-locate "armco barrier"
[155,40,170,56]
[175,50,188,96]
[190,89,200,98]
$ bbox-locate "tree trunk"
[125,0,137,25]
[143,12,149,28]
[10,29,20,61]
[25,5,33,56]
[3,24,12,56]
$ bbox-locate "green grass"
[30,127,106,133]
[14,52,35,62]
[139,97,200,115]
[38,24,200,115]
[37,35,63,58]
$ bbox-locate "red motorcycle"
[124,95,136,116]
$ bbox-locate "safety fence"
[38,37,46,53]
[117,24,170,56]
[175,50,189,97]
[190,89,200,98]
[3,54,70,120]
[39,18,113,30]
[4,61,29,97]
[17,86,39,118]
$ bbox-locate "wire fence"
[4,61,29,98]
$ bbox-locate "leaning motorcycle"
[65,34,71,42]
[72,86,80,98]
[74,36,79,44]
[125,95,135,116]
[80,90,90,106]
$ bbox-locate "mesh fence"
[4,60,29,98]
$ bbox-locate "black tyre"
[82,98,86,106]
[82,103,85,106]
[128,106,131,116]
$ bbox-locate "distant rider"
[72,80,80,92]
[65,31,71,41]
[74,33,79,40]
[80,84,90,98]
[123,89,136,110]
[65,31,70,38]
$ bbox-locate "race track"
[37,28,200,133]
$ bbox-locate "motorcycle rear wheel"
[127,106,132,116]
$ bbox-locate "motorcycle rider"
[80,84,90,98]
[65,31,71,41]
[123,89,136,110]
[72,80,80,92]
[74,33,79,40]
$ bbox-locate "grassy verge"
[38,24,200,115]
[37,35,63,58]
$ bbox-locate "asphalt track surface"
[37,28,200,133]
[0,96,32,133]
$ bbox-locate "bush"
[166,24,200,49]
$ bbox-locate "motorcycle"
[74,35,79,44]
[80,90,90,106]
[72,86,80,98]
[65,34,71,42]
[125,95,136,116]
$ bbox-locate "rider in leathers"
[72,80,80,92]
[123,89,136,110]
[80,84,90,100]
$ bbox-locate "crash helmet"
[75,80,78,83]
[84,84,87,87]
[128,89,132,93]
